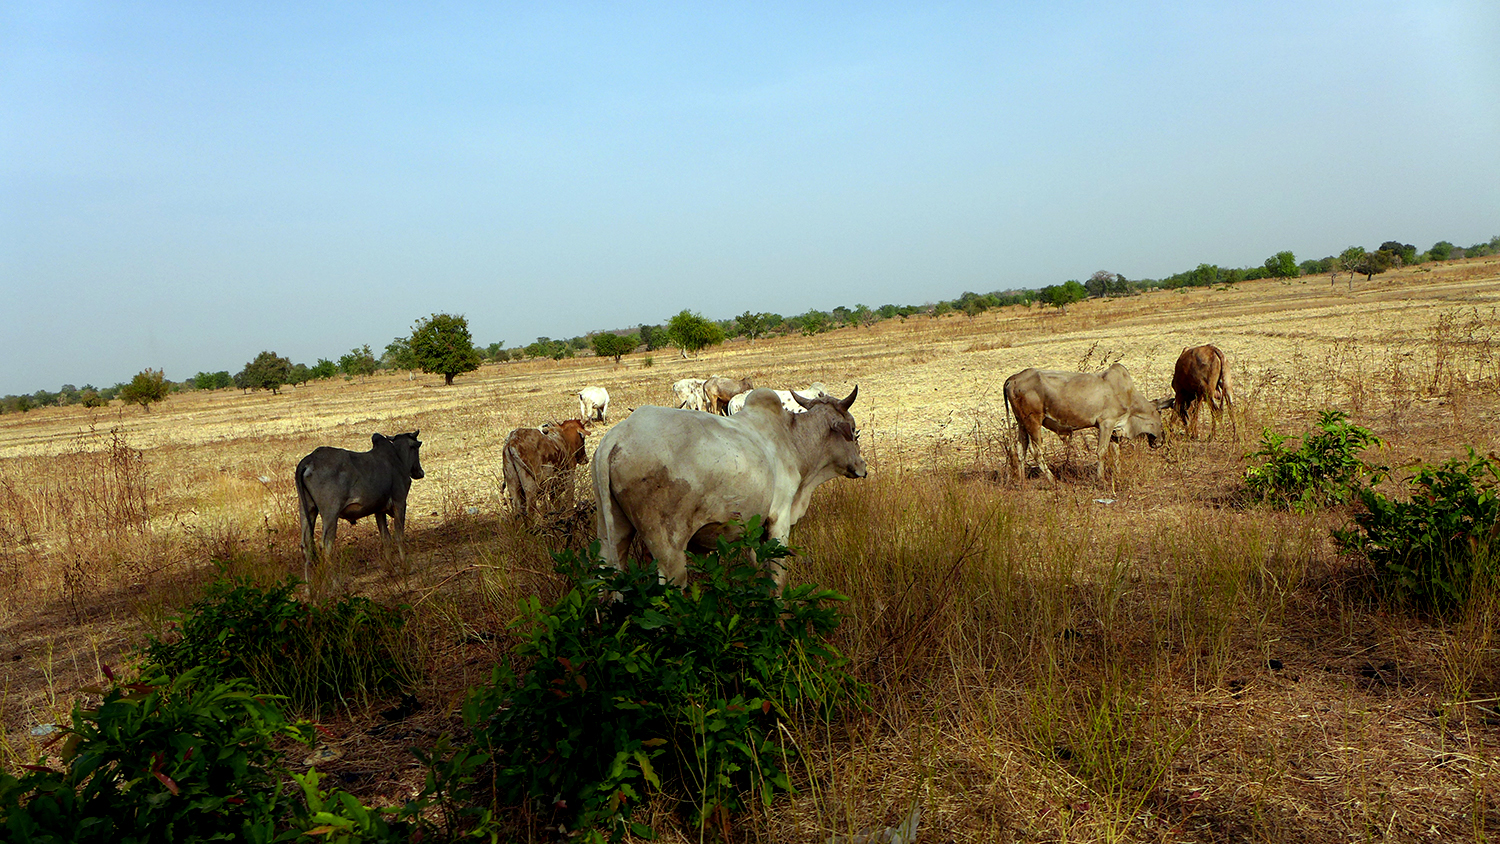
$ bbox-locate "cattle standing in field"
[296,431,425,583]
[673,378,708,411]
[727,383,828,416]
[1003,365,1168,486]
[578,386,610,423]
[1170,344,1234,440]
[502,419,589,519]
[594,387,865,591]
[703,375,754,415]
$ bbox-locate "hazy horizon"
[3,2,1497,396]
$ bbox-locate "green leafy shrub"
[1245,410,1384,512]
[142,572,420,715]
[463,521,859,841]
[1337,449,1500,613]
[0,667,314,843]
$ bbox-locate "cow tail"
[294,456,315,556]
[1216,347,1234,408]
[503,443,533,514]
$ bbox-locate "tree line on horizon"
[4,234,1496,414]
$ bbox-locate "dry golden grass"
[3,255,1500,840]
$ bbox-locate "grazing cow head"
[375,430,426,479]
[793,386,868,478]
[545,419,590,465]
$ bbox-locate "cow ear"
[372,433,384,447]
[1153,396,1175,411]
[838,385,859,411]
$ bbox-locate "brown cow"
[1003,364,1169,486]
[703,375,754,415]
[502,419,589,519]
[1170,344,1234,440]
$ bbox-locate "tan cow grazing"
[703,375,754,415]
[1004,364,1169,486]
[593,387,866,591]
[1170,344,1234,440]
[502,419,590,519]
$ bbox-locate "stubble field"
[3,256,1500,842]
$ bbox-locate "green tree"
[1084,271,1116,298]
[289,363,311,386]
[1265,250,1299,278]
[591,332,639,364]
[1338,246,1367,279]
[119,368,170,412]
[80,388,106,408]
[1039,279,1088,308]
[1430,240,1455,261]
[310,359,338,380]
[1352,249,1394,281]
[383,336,419,371]
[1379,241,1418,266]
[338,345,377,380]
[409,313,482,385]
[241,351,293,395]
[735,311,773,344]
[193,371,233,391]
[666,310,725,357]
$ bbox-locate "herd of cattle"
[293,345,1233,588]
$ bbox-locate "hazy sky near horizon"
[3,2,1497,396]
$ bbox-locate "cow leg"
[319,518,339,588]
[392,501,408,565]
[375,511,392,562]
[300,506,318,584]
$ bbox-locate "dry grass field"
[3,256,1500,841]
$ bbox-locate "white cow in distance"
[579,386,610,423]
[672,378,708,412]
[727,383,828,416]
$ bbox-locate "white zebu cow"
[578,386,610,423]
[672,378,708,412]
[726,383,828,416]
[593,387,866,591]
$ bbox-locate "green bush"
[1337,449,1500,613]
[142,572,419,715]
[462,521,859,841]
[0,667,314,843]
[1245,410,1384,512]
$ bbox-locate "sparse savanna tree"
[1265,250,1299,279]
[1085,270,1116,298]
[735,311,772,344]
[1353,249,1394,281]
[591,332,639,364]
[241,351,294,395]
[666,310,725,357]
[310,359,338,380]
[119,368,170,412]
[1338,246,1367,281]
[410,313,482,385]
[339,345,377,380]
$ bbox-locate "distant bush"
[142,572,419,715]
[1245,410,1384,512]
[1337,449,1500,613]
[119,368,170,412]
[462,522,860,841]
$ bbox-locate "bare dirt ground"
[2,256,1499,841]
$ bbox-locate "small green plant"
[642,355,654,368]
[462,520,859,841]
[1244,410,1384,512]
[0,667,314,842]
[141,571,419,715]
[1337,449,1500,613]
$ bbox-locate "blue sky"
[2,1,1497,395]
